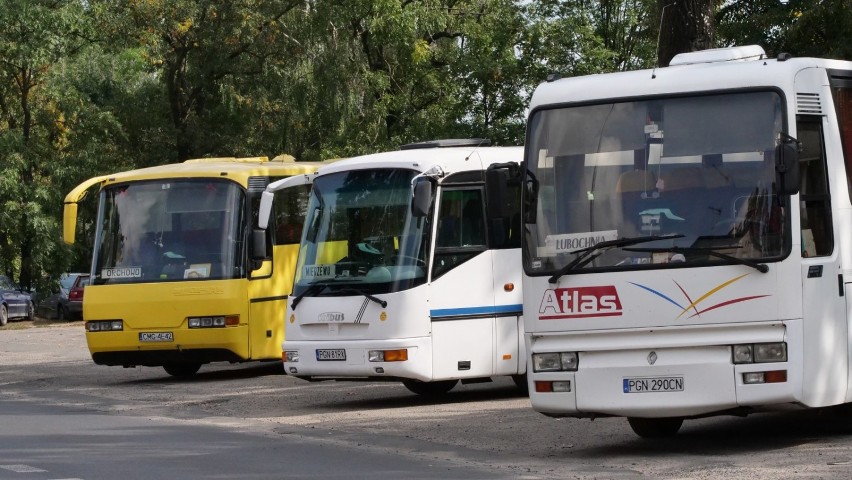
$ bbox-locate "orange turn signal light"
[383,349,408,362]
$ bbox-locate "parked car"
[36,273,89,321]
[0,275,34,326]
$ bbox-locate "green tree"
[94,0,305,161]
[718,0,852,60]
[0,0,91,290]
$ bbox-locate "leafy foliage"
[0,0,848,286]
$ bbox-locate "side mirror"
[485,168,509,219]
[775,142,800,196]
[412,179,432,217]
[522,170,539,224]
[257,191,274,230]
[251,228,267,261]
[62,203,78,245]
[305,206,321,243]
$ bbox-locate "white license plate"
[139,332,174,342]
[623,376,684,393]
[316,349,346,361]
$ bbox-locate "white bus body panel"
[281,146,525,383]
[524,54,852,418]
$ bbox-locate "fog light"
[375,367,384,374]
[743,372,765,384]
[552,381,571,392]
[288,367,298,374]
[284,350,299,362]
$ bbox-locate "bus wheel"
[163,362,202,377]
[402,379,458,396]
[627,417,683,438]
[512,374,529,393]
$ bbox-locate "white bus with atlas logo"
[521,45,852,436]
[257,139,526,395]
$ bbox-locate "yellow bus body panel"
[74,157,325,368]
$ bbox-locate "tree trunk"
[657,0,716,67]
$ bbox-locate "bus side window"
[797,118,833,257]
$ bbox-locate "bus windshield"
[93,179,244,284]
[525,90,788,274]
[293,168,430,296]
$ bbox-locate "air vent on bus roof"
[796,93,824,115]
[669,45,766,66]
[247,176,269,193]
[400,138,491,150]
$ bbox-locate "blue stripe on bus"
[430,304,523,318]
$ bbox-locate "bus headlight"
[86,320,123,332]
[732,342,786,364]
[188,315,239,328]
[532,352,578,372]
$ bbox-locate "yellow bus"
[63,156,321,376]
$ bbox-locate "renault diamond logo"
[647,351,658,365]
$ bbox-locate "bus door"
[429,187,497,379]
[827,71,852,402]
[247,181,311,360]
[796,113,846,405]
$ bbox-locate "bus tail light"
[368,349,408,362]
[743,370,787,384]
[732,342,787,364]
[532,352,578,372]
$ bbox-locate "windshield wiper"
[336,287,388,308]
[623,246,768,273]
[548,234,684,284]
[290,281,328,310]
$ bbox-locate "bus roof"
[313,145,524,181]
[529,50,852,112]
[64,156,325,205]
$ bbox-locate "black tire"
[512,373,529,394]
[627,417,684,438]
[0,304,7,326]
[402,379,458,396]
[163,362,202,377]
[26,301,34,321]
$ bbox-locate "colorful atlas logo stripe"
[629,273,769,319]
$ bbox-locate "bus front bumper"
[86,325,250,367]
[282,337,434,382]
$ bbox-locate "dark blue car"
[0,275,34,326]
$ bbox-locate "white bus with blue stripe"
[257,140,525,395]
